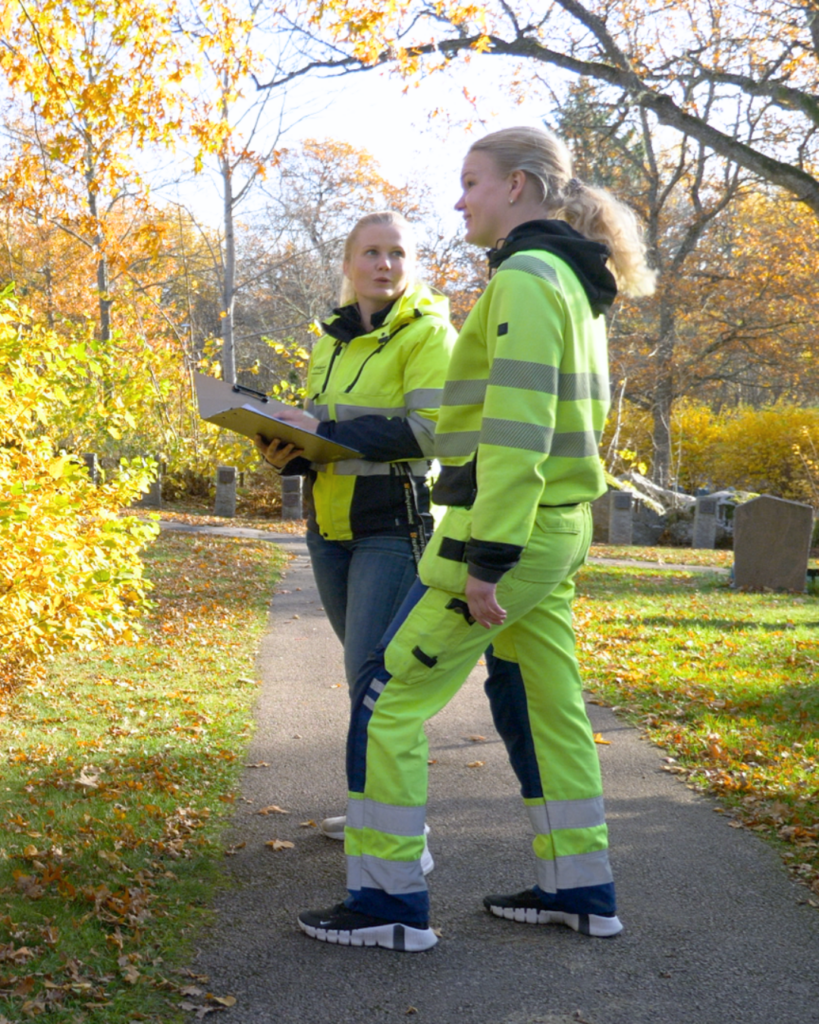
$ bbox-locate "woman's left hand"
[273,407,319,434]
[465,575,507,629]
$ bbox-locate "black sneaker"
[298,903,438,951]
[483,888,622,938]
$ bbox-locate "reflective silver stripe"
[335,403,405,421]
[308,402,331,423]
[489,359,558,394]
[526,797,606,835]
[435,430,481,457]
[442,379,487,406]
[550,431,601,458]
[363,695,376,711]
[370,679,386,695]
[405,387,443,410]
[558,372,610,403]
[535,848,614,892]
[347,853,427,895]
[498,253,561,288]
[347,799,427,835]
[481,418,554,453]
[331,458,428,477]
[407,411,436,456]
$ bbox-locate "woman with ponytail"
[297,127,654,952]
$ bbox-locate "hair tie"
[564,177,584,197]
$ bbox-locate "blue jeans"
[305,531,417,706]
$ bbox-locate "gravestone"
[632,499,665,546]
[214,465,237,518]
[608,490,633,545]
[82,452,100,486]
[692,494,719,549]
[136,456,162,508]
[733,495,813,592]
[281,475,303,520]
[591,491,610,543]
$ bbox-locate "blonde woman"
[257,212,456,847]
[297,127,655,951]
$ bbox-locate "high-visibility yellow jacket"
[285,282,457,541]
[432,220,613,581]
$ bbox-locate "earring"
[509,198,514,205]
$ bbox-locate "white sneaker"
[320,816,434,875]
[319,815,346,840]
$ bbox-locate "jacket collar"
[487,219,617,316]
[321,300,395,344]
[320,282,450,344]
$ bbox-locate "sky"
[284,56,557,233]
[166,53,561,237]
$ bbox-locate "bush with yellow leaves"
[0,290,159,691]
[605,399,819,507]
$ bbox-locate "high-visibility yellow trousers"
[344,503,615,926]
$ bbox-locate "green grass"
[575,562,819,902]
[0,531,287,1023]
[589,542,735,567]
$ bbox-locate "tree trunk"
[86,187,111,342]
[220,154,236,385]
[650,305,675,488]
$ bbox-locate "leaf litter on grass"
[0,531,287,1022]
[575,561,819,904]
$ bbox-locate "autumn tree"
[0,0,195,340]
[296,0,819,217]
[0,288,158,690]
[551,80,819,485]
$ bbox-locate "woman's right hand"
[254,434,305,470]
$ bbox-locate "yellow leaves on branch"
[307,0,488,67]
[1,0,192,166]
[0,292,159,690]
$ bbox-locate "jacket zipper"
[343,321,413,394]
[312,340,346,401]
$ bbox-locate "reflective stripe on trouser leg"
[495,571,616,916]
[345,583,516,924]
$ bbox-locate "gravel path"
[180,531,819,1024]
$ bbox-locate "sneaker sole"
[298,918,438,952]
[486,903,623,938]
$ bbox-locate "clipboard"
[194,372,362,464]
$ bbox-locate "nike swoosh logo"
[319,920,334,926]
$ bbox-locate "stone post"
[136,456,162,508]
[692,495,718,549]
[82,452,99,485]
[608,490,633,545]
[281,475,303,520]
[214,465,237,518]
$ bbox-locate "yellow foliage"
[0,291,159,691]
[604,398,819,505]
[710,407,819,504]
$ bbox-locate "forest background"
[3,0,819,687]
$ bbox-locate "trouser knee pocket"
[384,587,478,685]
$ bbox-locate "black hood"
[321,300,395,343]
[487,219,617,316]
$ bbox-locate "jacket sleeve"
[315,319,455,464]
[315,417,422,462]
[280,456,312,476]
[465,269,566,582]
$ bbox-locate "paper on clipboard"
[194,372,361,464]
